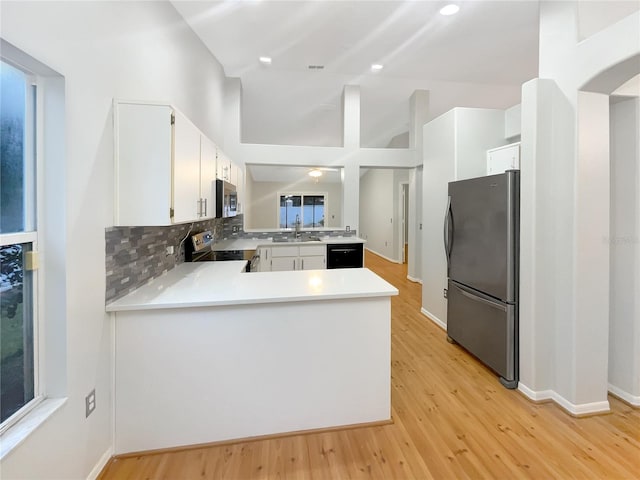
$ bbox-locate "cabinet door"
[257,247,271,272]
[299,255,325,270]
[235,164,244,214]
[217,153,231,182]
[115,103,172,226]
[487,143,520,175]
[173,111,201,223]
[199,136,216,219]
[271,256,297,271]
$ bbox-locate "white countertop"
[211,236,365,251]
[106,261,397,312]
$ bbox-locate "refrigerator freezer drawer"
[447,280,517,385]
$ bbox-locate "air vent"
[308,65,325,70]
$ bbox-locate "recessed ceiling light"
[259,56,272,65]
[308,170,323,178]
[439,4,460,16]
[371,64,384,72]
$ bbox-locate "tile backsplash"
[105,218,223,302]
[105,213,355,303]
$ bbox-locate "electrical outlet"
[345,226,350,232]
[232,225,240,233]
[443,288,448,298]
[85,389,96,418]
[165,245,174,256]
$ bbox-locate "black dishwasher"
[326,243,364,269]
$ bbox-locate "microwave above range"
[216,179,237,218]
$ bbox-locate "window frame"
[277,191,328,230]
[0,60,43,434]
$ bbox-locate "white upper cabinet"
[200,136,217,220]
[215,148,244,215]
[114,101,217,226]
[172,110,201,224]
[487,142,520,175]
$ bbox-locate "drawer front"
[270,245,299,257]
[299,244,325,256]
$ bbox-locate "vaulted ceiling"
[172,1,541,148]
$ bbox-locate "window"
[0,59,39,429]
[279,193,326,229]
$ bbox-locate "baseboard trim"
[113,418,393,459]
[608,383,640,407]
[518,382,611,417]
[87,446,113,480]
[406,275,422,284]
[365,248,400,264]
[420,307,446,331]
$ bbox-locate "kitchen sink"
[272,236,322,243]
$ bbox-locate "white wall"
[505,103,522,140]
[358,168,410,263]
[0,2,226,478]
[518,2,640,412]
[359,169,395,260]
[421,108,506,327]
[609,97,640,404]
[393,169,410,261]
[223,80,418,235]
[245,178,343,230]
[407,166,423,282]
[422,111,455,326]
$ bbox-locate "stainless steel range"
[185,231,257,271]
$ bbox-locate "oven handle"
[328,247,358,253]
[249,253,260,272]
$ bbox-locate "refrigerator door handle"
[453,282,507,312]
[443,195,452,268]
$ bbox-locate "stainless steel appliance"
[185,230,257,271]
[216,179,237,218]
[444,170,519,388]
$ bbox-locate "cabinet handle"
[203,198,207,216]
[293,259,296,270]
[197,199,202,217]
[302,259,304,270]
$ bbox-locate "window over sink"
[279,193,326,229]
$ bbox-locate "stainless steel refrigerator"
[444,170,519,388]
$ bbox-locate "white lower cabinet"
[261,244,326,272]
[299,245,326,270]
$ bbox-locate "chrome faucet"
[294,214,302,238]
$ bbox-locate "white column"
[342,85,360,150]
[408,90,429,281]
[574,91,611,407]
[224,77,242,151]
[409,90,429,162]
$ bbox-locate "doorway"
[399,182,409,264]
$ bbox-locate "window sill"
[0,397,67,460]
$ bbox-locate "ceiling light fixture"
[371,64,384,72]
[439,4,460,16]
[308,169,323,178]
[259,56,272,65]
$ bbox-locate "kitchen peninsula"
[107,261,398,454]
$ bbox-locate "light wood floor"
[100,252,640,479]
